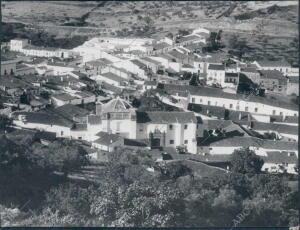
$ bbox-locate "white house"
[253,60,292,76]
[10,39,29,52]
[92,72,128,87]
[183,86,299,117]
[12,112,74,138]
[136,111,198,154]
[91,131,124,152]
[46,62,75,76]
[261,151,298,174]
[10,39,69,58]
[204,136,298,157]
[206,64,226,87]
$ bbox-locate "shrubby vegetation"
[0,123,298,228]
[2,22,88,49]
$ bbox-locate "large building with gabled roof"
[136,111,197,154]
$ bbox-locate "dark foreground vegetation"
[2,22,88,49]
[0,115,298,227]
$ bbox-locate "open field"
[2,1,298,38]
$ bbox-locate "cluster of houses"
[1,27,298,175]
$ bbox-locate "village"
[0,26,299,177]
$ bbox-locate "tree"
[215,30,223,46]
[0,115,12,132]
[208,31,217,49]
[228,34,239,49]
[33,139,89,177]
[20,92,30,104]
[159,161,192,181]
[230,148,264,174]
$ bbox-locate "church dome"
[101,97,133,113]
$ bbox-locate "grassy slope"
[2,1,298,37]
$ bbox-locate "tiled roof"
[14,111,74,128]
[71,71,87,78]
[208,64,225,71]
[101,72,127,83]
[262,151,298,164]
[137,111,197,124]
[163,84,298,111]
[258,70,285,80]
[88,115,101,125]
[47,62,74,68]
[131,59,147,69]
[153,42,171,50]
[250,121,298,135]
[101,82,123,94]
[75,91,95,98]
[53,104,90,118]
[86,60,108,68]
[51,93,76,101]
[262,140,298,151]
[225,72,239,78]
[140,57,161,65]
[94,131,123,146]
[209,136,298,151]
[168,50,188,60]
[241,67,258,73]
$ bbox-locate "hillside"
[2,1,298,38]
[2,1,298,63]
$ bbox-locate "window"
[192,97,195,103]
[61,131,64,136]
[184,124,188,129]
[245,106,249,112]
[215,101,218,106]
[255,108,258,112]
[272,110,276,115]
[78,137,82,140]
[208,101,211,105]
[294,113,297,116]
[169,140,174,144]
[230,104,233,109]
[169,124,173,130]
[280,112,283,116]
[184,140,188,144]
[200,99,203,103]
